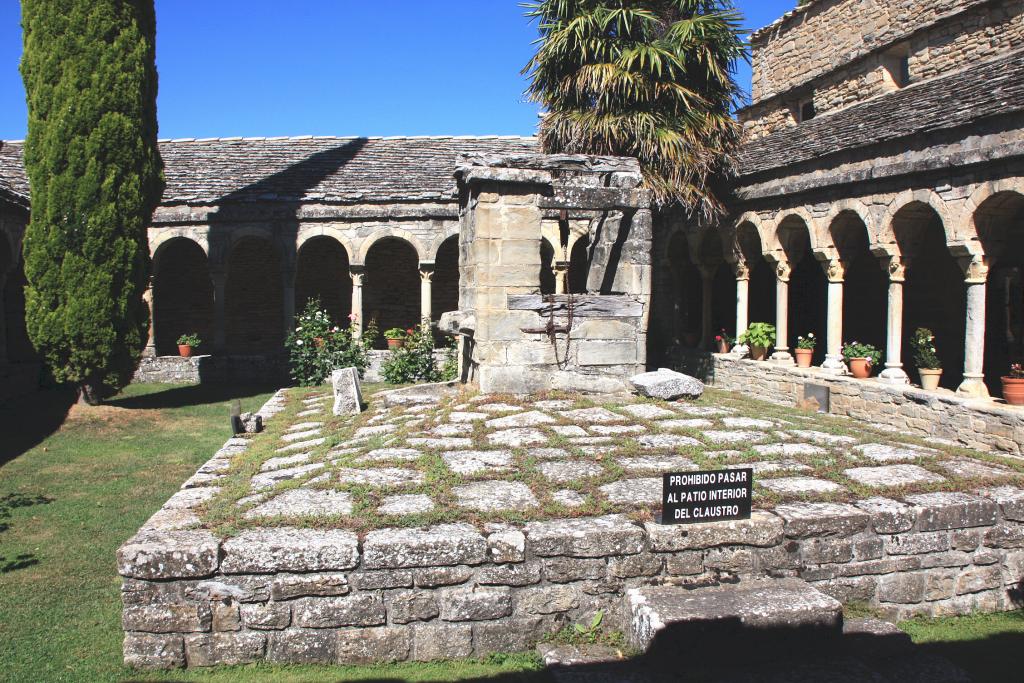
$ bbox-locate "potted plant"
[910,327,942,391]
[1002,363,1024,406]
[384,328,408,350]
[795,333,816,368]
[176,333,201,358]
[738,322,776,361]
[842,341,882,379]
[715,329,733,354]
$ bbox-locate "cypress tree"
[20,1,163,404]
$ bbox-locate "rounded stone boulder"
[630,369,704,401]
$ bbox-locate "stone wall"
[449,154,653,394]
[133,355,289,385]
[119,391,1024,668]
[697,353,1024,455]
[742,0,1023,139]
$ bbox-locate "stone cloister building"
[1,0,1023,403]
[652,0,1024,399]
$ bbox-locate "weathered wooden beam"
[507,294,643,318]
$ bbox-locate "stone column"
[699,265,716,349]
[349,265,365,339]
[733,262,750,341]
[419,262,434,325]
[771,260,794,364]
[142,276,156,357]
[821,259,847,374]
[282,266,296,341]
[879,257,910,385]
[958,256,990,398]
[554,260,570,294]
[211,268,227,354]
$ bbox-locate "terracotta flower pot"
[918,368,942,391]
[716,340,730,354]
[795,348,814,368]
[848,357,873,379]
[1001,376,1024,406]
[387,338,404,350]
[177,344,193,358]
[749,345,768,361]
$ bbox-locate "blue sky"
[0,1,794,141]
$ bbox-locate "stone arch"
[429,226,461,262]
[890,201,966,389]
[829,211,887,356]
[296,227,355,263]
[971,188,1024,396]
[225,236,283,355]
[568,234,590,294]
[666,230,702,347]
[432,235,459,330]
[357,228,427,264]
[775,214,826,354]
[698,229,736,341]
[735,220,775,328]
[822,199,874,253]
[364,236,420,349]
[152,237,214,356]
[769,208,818,254]
[295,236,352,325]
[880,190,956,251]
[540,237,557,295]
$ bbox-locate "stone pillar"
[771,260,794,364]
[282,266,296,341]
[958,256,990,398]
[419,262,434,325]
[142,276,156,357]
[733,262,750,341]
[211,268,227,354]
[699,265,715,349]
[554,260,570,295]
[879,257,910,385]
[821,259,846,374]
[349,265,365,339]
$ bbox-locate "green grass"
[900,610,1024,683]
[0,383,545,682]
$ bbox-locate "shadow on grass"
[0,492,54,573]
[108,383,284,411]
[0,387,77,468]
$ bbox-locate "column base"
[820,355,847,375]
[878,365,910,385]
[770,350,794,365]
[956,376,990,399]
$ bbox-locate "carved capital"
[959,255,989,284]
[775,260,791,283]
[822,259,846,283]
[886,257,906,283]
[349,265,366,287]
[732,262,750,281]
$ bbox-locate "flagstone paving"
[198,385,1024,533]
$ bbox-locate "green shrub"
[910,328,941,370]
[21,0,164,404]
[796,333,817,350]
[842,341,882,367]
[381,322,454,384]
[286,299,376,386]
[739,322,776,349]
[176,333,201,347]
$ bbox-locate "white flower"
[296,339,303,346]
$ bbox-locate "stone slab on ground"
[452,481,539,511]
[377,494,435,516]
[244,488,353,519]
[844,464,946,488]
[855,443,938,463]
[627,578,843,653]
[599,478,662,504]
[442,450,514,475]
[537,461,605,484]
[487,428,548,447]
[631,369,704,401]
[759,477,845,495]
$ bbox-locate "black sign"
[661,469,753,525]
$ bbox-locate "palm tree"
[523,0,746,217]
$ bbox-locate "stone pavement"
[210,387,1023,529]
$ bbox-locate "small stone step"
[627,578,843,657]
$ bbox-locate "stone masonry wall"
[119,391,1024,669]
[742,0,1023,139]
[704,354,1024,456]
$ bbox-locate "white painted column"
[419,263,434,325]
[211,269,227,354]
[699,265,715,349]
[958,256,990,398]
[879,257,910,385]
[771,260,794,364]
[282,267,296,342]
[554,261,569,295]
[349,265,364,339]
[142,276,156,357]
[733,262,750,340]
[821,259,847,374]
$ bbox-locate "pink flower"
[348,313,357,321]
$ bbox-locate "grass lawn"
[0,381,1020,682]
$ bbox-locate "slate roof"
[0,135,538,208]
[736,49,1024,180]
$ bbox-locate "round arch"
[357,228,427,264]
[880,190,956,250]
[432,235,459,330]
[364,236,420,349]
[295,236,352,325]
[225,236,283,355]
[153,236,214,356]
[296,227,355,263]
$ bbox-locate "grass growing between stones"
[900,610,1024,682]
